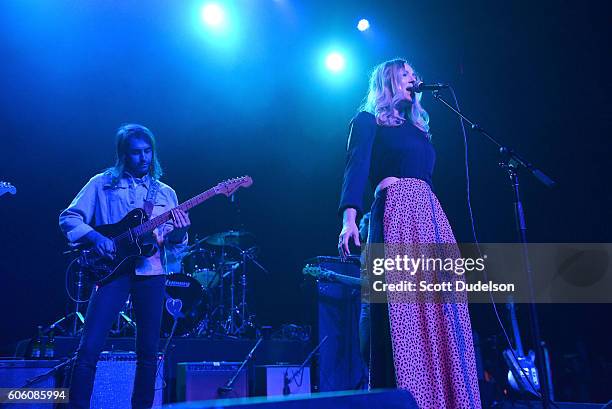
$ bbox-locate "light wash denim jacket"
[59,171,188,275]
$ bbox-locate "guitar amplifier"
[91,351,163,409]
[305,256,367,392]
[253,365,311,397]
[176,361,248,401]
[0,359,60,409]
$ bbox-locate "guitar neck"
[507,299,525,356]
[330,273,362,287]
[132,187,218,237]
[308,267,362,287]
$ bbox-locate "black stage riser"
[16,337,310,364]
[162,389,418,409]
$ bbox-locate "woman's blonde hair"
[358,58,430,134]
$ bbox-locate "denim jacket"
[59,171,188,275]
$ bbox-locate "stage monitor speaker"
[0,359,60,409]
[253,365,311,397]
[176,361,248,401]
[90,351,163,409]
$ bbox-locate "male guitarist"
[59,124,190,409]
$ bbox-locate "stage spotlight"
[325,52,346,73]
[357,19,370,31]
[201,3,225,29]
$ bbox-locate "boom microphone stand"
[217,337,263,398]
[431,90,556,409]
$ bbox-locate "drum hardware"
[200,230,255,248]
[46,250,92,336]
[167,230,268,339]
[222,245,269,337]
[110,297,136,336]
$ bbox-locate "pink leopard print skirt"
[381,178,481,409]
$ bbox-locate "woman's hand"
[338,208,360,259]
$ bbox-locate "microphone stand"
[217,337,263,398]
[283,335,328,396]
[431,90,555,409]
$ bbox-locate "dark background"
[1,0,611,403]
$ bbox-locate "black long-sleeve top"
[338,111,436,217]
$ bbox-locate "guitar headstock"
[0,181,16,197]
[215,176,253,197]
[302,264,326,279]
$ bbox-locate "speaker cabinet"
[91,351,163,409]
[309,256,367,392]
[253,365,311,397]
[176,361,248,401]
[0,359,59,409]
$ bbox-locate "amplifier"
[306,256,367,392]
[176,361,248,401]
[91,351,163,409]
[253,365,311,397]
[0,359,60,409]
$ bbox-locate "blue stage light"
[201,3,225,29]
[325,52,346,73]
[357,19,370,31]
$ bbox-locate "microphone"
[409,82,449,92]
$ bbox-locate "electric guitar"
[75,176,253,284]
[502,299,540,396]
[302,264,362,287]
[0,181,16,197]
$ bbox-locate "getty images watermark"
[371,253,515,293]
[362,243,612,304]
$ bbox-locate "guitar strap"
[143,178,160,218]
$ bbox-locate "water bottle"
[44,328,55,359]
[31,325,43,359]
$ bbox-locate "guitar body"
[503,300,540,397]
[70,176,254,286]
[504,349,539,395]
[79,208,157,284]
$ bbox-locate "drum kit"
[161,230,265,339]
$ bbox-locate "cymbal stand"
[236,246,269,336]
[49,254,89,336]
[72,268,86,335]
[110,296,136,336]
[216,246,240,337]
[226,247,238,335]
[218,245,226,331]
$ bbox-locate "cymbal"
[202,230,255,247]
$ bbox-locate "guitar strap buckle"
[143,178,160,218]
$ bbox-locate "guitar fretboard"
[132,186,219,237]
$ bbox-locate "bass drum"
[161,273,209,337]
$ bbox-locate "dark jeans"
[68,273,166,409]
[359,302,370,366]
[366,187,397,388]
